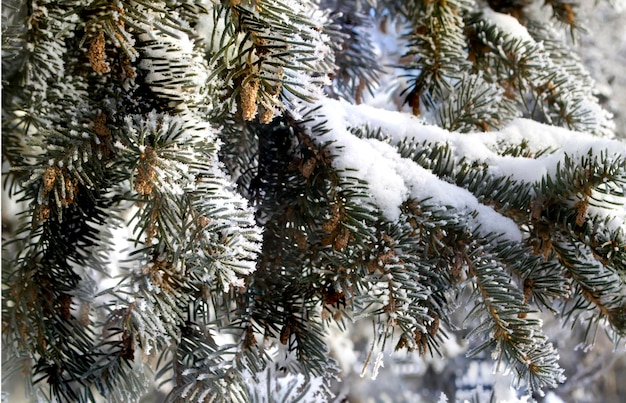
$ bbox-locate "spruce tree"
[2,0,625,401]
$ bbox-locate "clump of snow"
[480,7,533,42]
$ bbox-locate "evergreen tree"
[2,0,625,401]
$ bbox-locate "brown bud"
[294,229,307,250]
[94,113,111,140]
[89,31,110,74]
[121,331,135,360]
[198,215,210,228]
[574,199,588,227]
[240,78,259,121]
[58,294,72,320]
[43,167,57,192]
[64,177,76,205]
[300,157,317,179]
[134,167,155,195]
[334,227,350,251]
[37,205,51,222]
[259,106,275,124]
[135,147,157,195]
[122,56,136,78]
[322,206,341,233]
[280,323,291,345]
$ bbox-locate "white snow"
[480,7,534,43]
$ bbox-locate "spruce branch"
[463,235,565,395]
[3,0,626,401]
[402,0,472,113]
[466,13,612,135]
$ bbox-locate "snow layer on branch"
[306,98,626,238]
[480,7,533,42]
[334,101,626,181]
[308,98,523,241]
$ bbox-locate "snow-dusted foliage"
[2,0,625,402]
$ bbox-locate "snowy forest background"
[2,0,626,402]
[581,2,626,141]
